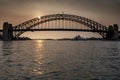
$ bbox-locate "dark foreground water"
[0,40,120,80]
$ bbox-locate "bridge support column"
[106,24,119,40]
[113,24,119,40]
[2,22,13,41]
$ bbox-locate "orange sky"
[0,0,120,39]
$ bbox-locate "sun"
[37,16,41,19]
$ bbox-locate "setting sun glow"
[37,16,41,19]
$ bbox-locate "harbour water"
[0,40,120,80]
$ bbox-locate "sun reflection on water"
[33,40,44,75]
[35,40,44,52]
[32,69,42,75]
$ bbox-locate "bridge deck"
[0,29,120,33]
[0,29,107,32]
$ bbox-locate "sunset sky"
[0,0,120,39]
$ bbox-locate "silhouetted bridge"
[0,13,119,41]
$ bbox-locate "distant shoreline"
[7,39,120,41]
[1,38,120,41]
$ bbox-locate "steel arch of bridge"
[13,14,108,38]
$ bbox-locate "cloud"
[0,0,120,14]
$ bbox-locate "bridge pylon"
[106,24,119,40]
[2,22,13,41]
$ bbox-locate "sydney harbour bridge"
[0,13,119,41]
